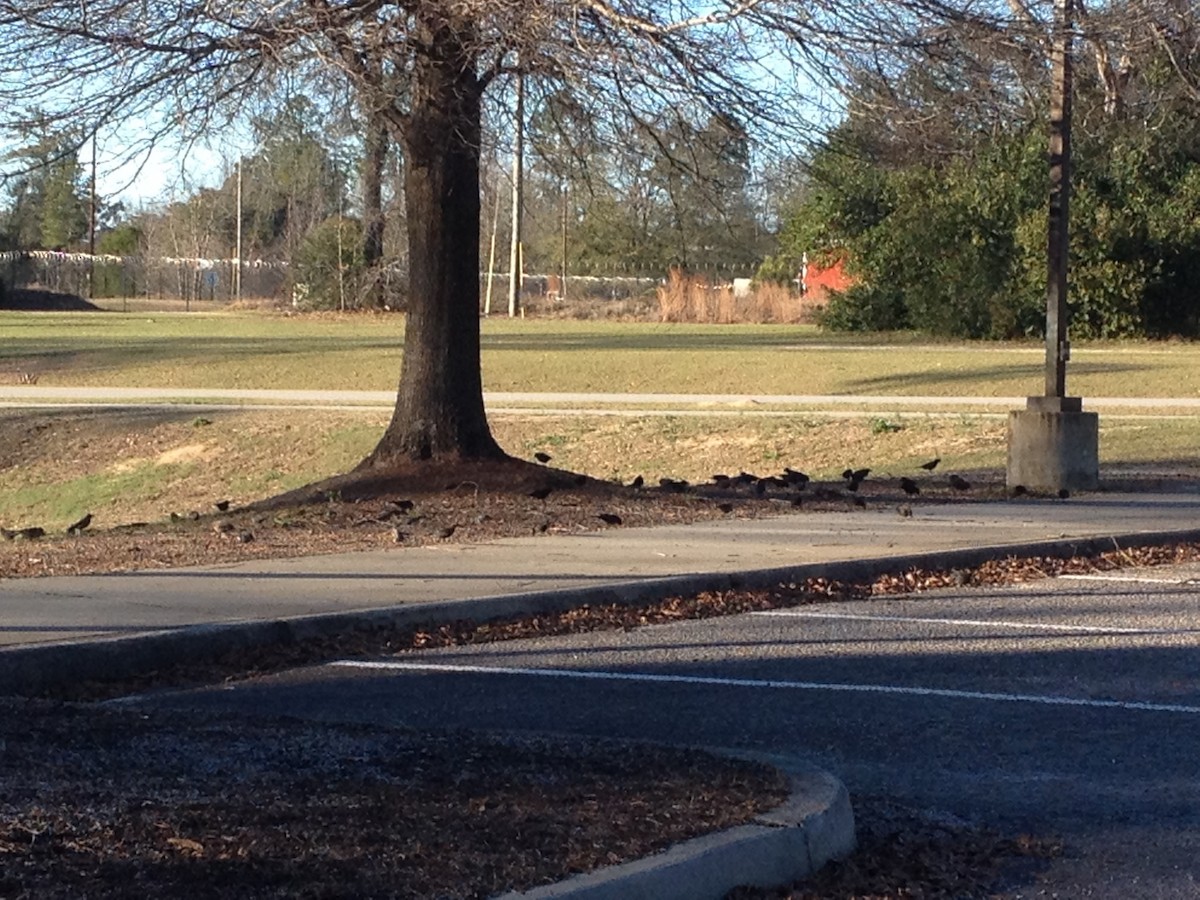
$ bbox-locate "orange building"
[800,252,853,300]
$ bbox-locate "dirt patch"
[1,287,101,312]
[155,443,220,465]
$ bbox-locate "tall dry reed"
[657,270,817,323]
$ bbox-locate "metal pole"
[1045,0,1074,398]
[507,70,524,318]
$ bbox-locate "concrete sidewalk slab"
[3,493,1199,645]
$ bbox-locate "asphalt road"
[129,562,1200,898]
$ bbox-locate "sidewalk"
[2,492,1199,692]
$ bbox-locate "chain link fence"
[0,251,288,304]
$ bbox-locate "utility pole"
[88,134,97,298]
[507,70,524,318]
[560,181,569,303]
[484,180,501,315]
[1006,0,1098,492]
[234,160,243,302]
[1044,0,1073,399]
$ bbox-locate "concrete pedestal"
[1007,396,1099,491]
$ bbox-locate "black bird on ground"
[948,474,971,491]
[845,468,870,492]
[214,499,231,512]
[920,458,941,471]
[597,513,623,525]
[378,500,415,521]
[1058,488,1070,499]
[630,475,644,489]
[1011,485,1028,497]
[899,477,920,496]
[4,526,45,540]
[534,452,552,464]
[529,486,554,500]
[843,467,870,487]
[66,513,93,534]
[783,468,810,486]
[717,502,734,514]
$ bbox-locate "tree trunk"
[361,109,388,309]
[362,26,503,466]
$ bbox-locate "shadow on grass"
[847,360,1148,392]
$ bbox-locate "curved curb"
[492,757,855,900]
[3,526,1200,696]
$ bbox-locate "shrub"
[291,215,365,310]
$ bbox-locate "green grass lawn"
[4,309,1200,398]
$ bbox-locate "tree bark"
[362,23,503,465]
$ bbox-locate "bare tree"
[0,0,995,477]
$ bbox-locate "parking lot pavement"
[132,561,1200,898]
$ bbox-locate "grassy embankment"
[1,307,1197,528]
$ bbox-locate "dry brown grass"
[655,270,820,324]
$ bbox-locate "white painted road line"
[331,660,1200,716]
[1057,574,1200,585]
[751,610,1180,635]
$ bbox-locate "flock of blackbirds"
[521,450,1053,523]
[2,454,1059,548]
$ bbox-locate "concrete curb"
[3,526,1200,696]
[492,757,856,900]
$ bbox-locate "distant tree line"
[765,0,1200,339]
[1,90,781,309]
